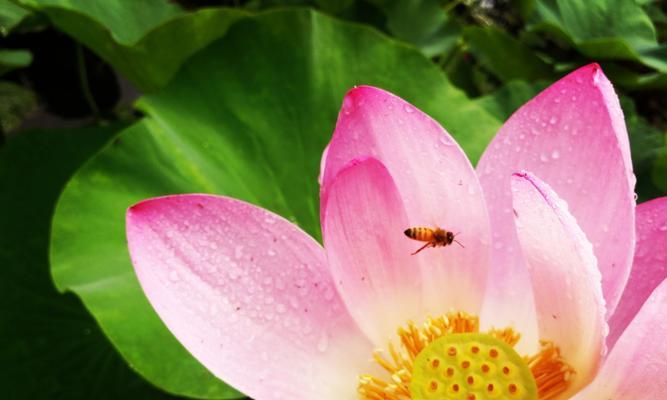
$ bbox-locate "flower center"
[410,333,536,399]
[358,312,574,400]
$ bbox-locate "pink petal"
[322,86,492,318]
[477,64,635,329]
[318,141,330,185]
[572,279,667,399]
[511,172,606,395]
[322,157,423,345]
[607,197,667,349]
[126,195,372,400]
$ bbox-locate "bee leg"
[411,242,433,255]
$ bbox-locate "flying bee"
[404,227,464,255]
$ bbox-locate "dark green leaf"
[369,0,461,57]
[0,0,30,35]
[0,80,36,133]
[620,96,667,200]
[465,26,553,82]
[654,140,667,194]
[529,0,667,72]
[19,0,248,90]
[18,0,183,44]
[0,49,32,74]
[50,8,503,397]
[0,124,184,399]
[474,80,546,120]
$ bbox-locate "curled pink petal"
[322,86,491,317]
[608,197,667,349]
[511,171,606,395]
[126,194,372,399]
[478,64,635,327]
[323,157,423,345]
[573,279,667,399]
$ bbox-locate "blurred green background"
[1,0,666,399]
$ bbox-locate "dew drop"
[342,96,353,115]
[439,136,453,146]
[593,69,601,85]
[267,249,277,257]
[549,116,558,125]
[539,153,549,163]
[551,150,560,159]
[403,104,415,113]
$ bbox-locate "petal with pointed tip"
[126,194,372,400]
[478,64,635,335]
[511,172,606,395]
[322,86,491,318]
[323,157,423,346]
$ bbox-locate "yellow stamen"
[358,312,574,400]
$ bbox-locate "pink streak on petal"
[126,194,372,400]
[607,197,667,349]
[478,64,634,339]
[511,172,606,395]
[322,86,492,317]
[572,279,667,400]
[323,157,423,346]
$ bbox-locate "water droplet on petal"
[439,136,453,146]
[551,150,560,159]
[403,104,414,113]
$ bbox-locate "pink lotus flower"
[126,64,667,400]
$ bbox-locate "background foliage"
[1,0,666,398]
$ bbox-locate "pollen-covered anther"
[357,312,574,400]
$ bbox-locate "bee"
[404,227,464,255]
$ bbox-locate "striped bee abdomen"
[404,227,435,242]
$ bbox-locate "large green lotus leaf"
[0,124,186,399]
[18,0,247,90]
[50,8,503,398]
[530,0,667,72]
